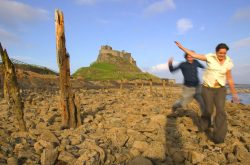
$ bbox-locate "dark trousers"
[201,85,227,143]
[172,85,205,114]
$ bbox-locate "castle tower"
[97,45,137,66]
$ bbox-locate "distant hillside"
[14,64,58,75]
[0,59,59,89]
[73,45,159,80]
[0,58,58,76]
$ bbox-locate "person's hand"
[232,94,240,104]
[174,41,184,49]
[168,58,173,65]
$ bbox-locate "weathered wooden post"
[119,79,123,90]
[119,79,124,95]
[141,79,144,88]
[162,79,166,98]
[55,9,81,129]
[0,43,26,131]
[169,82,172,98]
[74,94,82,127]
[107,80,110,89]
[149,79,153,96]
[3,71,9,101]
[134,80,138,88]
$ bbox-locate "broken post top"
[55,9,64,25]
[0,43,13,71]
[55,9,67,68]
[0,42,5,56]
[0,42,5,66]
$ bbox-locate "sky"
[0,0,250,84]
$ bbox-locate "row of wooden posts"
[118,79,173,97]
[0,9,174,131]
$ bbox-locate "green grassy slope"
[73,62,158,81]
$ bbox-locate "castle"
[97,45,137,66]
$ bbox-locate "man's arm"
[226,70,239,103]
[196,60,205,69]
[168,58,181,72]
[174,41,207,61]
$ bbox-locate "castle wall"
[99,49,120,56]
[99,45,136,65]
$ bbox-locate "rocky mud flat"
[0,86,250,165]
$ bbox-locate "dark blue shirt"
[169,60,205,87]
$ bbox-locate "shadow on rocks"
[164,108,204,165]
[164,108,184,165]
[183,109,215,142]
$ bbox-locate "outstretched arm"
[168,58,180,72]
[174,41,207,61]
[197,60,205,69]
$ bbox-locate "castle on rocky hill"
[97,45,137,66]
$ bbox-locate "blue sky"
[0,0,250,83]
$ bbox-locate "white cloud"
[143,62,183,82]
[0,1,49,46]
[177,18,193,34]
[232,37,250,49]
[149,63,169,72]
[0,27,20,44]
[0,0,49,27]
[148,60,182,73]
[232,6,250,21]
[144,0,175,16]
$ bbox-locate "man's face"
[186,55,193,63]
[216,48,227,61]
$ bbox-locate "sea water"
[226,84,250,105]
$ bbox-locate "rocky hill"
[0,58,58,76]
[0,59,58,89]
[73,45,158,80]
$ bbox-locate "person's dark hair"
[184,50,195,59]
[184,53,188,59]
[216,43,229,52]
